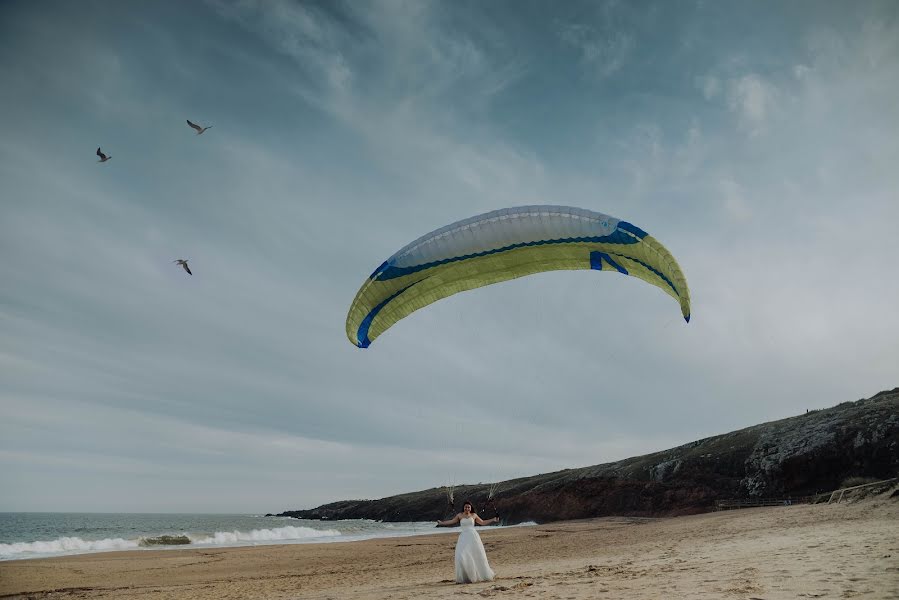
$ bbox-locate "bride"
[437,501,500,583]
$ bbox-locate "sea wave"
[0,536,139,559]
[190,525,341,545]
[0,525,341,560]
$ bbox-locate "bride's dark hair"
[462,500,473,509]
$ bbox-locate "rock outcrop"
[276,389,899,524]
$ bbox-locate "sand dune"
[2,493,896,599]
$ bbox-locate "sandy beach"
[2,494,896,600]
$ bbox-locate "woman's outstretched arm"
[473,513,500,526]
[437,513,462,527]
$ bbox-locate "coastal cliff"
[274,388,899,524]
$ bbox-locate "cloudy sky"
[1,0,897,513]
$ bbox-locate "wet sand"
[2,494,897,599]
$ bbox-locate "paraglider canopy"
[346,205,690,348]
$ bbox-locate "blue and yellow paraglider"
[346,205,690,348]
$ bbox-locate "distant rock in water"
[139,535,192,546]
[274,388,899,524]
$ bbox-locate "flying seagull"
[186,119,212,135]
[96,147,111,162]
[173,259,192,275]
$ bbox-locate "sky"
[1,0,897,513]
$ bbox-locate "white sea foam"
[0,536,139,559]
[190,525,341,545]
[0,525,340,560]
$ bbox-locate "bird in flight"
[186,119,212,135]
[173,259,192,275]
[96,147,112,162]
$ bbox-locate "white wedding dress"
[455,516,495,583]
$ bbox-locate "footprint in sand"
[477,582,534,596]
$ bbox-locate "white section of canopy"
[388,206,620,269]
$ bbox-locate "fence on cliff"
[825,477,897,504]
[715,496,812,510]
[716,477,898,511]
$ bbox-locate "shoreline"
[1,497,897,599]
[0,518,461,563]
[0,521,541,565]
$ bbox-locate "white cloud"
[718,177,752,221]
[208,0,540,211]
[727,73,778,135]
[557,22,634,77]
[793,64,811,80]
[697,74,722,99]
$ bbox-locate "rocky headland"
[273,388,898,524]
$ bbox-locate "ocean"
[0,513,446,561]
